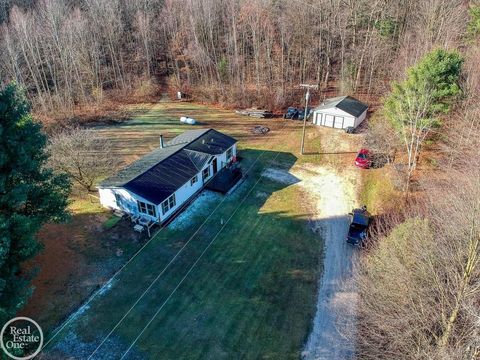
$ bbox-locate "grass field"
[21,196,151,332]
[41,102,327,359]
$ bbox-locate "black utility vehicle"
[283,107,312,120]
[346,206,372,246]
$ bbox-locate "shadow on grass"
[41,148,333,360]
[19,210,149,334]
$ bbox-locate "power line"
[118,146,286,360]
[85,121,290,359]
[42,213,168,349]
[300,84,318,155]
[43,125,280,352]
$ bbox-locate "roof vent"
[202,139,205,144]
[160,135,165,148]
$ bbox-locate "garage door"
[324,114,334,127]
[333,116,344,129]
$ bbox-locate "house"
[98,128,237,224]
[312,96,368,130]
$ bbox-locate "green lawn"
[44,103,324,359]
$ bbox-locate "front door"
[212,158,218,175]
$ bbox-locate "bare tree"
[0,0,471,112]
[365,115,400,165]
[355,45,480,358]
[355,167,480,359]
[387,83,437,193]
[48,127,120,192]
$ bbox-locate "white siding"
[158,144,236,222]
[159,175,203,221]
[354,109,367,128]
[344,116,355,128]
[312,107,366,129]
[98,143,238,224]
[317,107,352,118]
[98,187,159,222]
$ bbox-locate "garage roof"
[99,129,237,204]
[315,96,368,117]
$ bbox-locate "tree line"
[0,0,468,114]
[0,1,479,358]
[356,87,480,358]
[352,8,480,358]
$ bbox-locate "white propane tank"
[180,116,196,125]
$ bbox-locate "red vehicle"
[355,149,372,169]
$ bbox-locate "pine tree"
[0,83,70,325]
[384,49,463,194]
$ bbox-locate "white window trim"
[202,167,210,181]
[190,175,198,186]
[137,200,156,217]
[226,146,233,160]
[161,194,176,215]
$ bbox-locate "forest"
[0,0,479,359]
[0,0,470,114]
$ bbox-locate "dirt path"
[292,165,358,360]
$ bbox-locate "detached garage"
[312,96,368,130]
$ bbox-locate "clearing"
[26,100,361,359]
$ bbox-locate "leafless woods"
[355,41,480,359]
[0,0,467,113]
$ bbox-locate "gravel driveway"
[293,165,358,360]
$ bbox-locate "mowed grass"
[46,103,323,359]
[96,102,276,162]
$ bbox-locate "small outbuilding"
[312,96,368,130]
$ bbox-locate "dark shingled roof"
[315,96,368,117]
[99,129,237,204]
[183,149,211,170]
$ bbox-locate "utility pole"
[300,84,318,154]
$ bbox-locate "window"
[137,201,147,213]
[146,204,156,217]
[137,200,156,217]
[202,167,210,181]
[161,194,176,215]
[226,147,233,160]
[190,175,198,186]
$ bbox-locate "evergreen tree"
[0,83,70,325]
[384,49,463,194]
[467,5,480,40]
